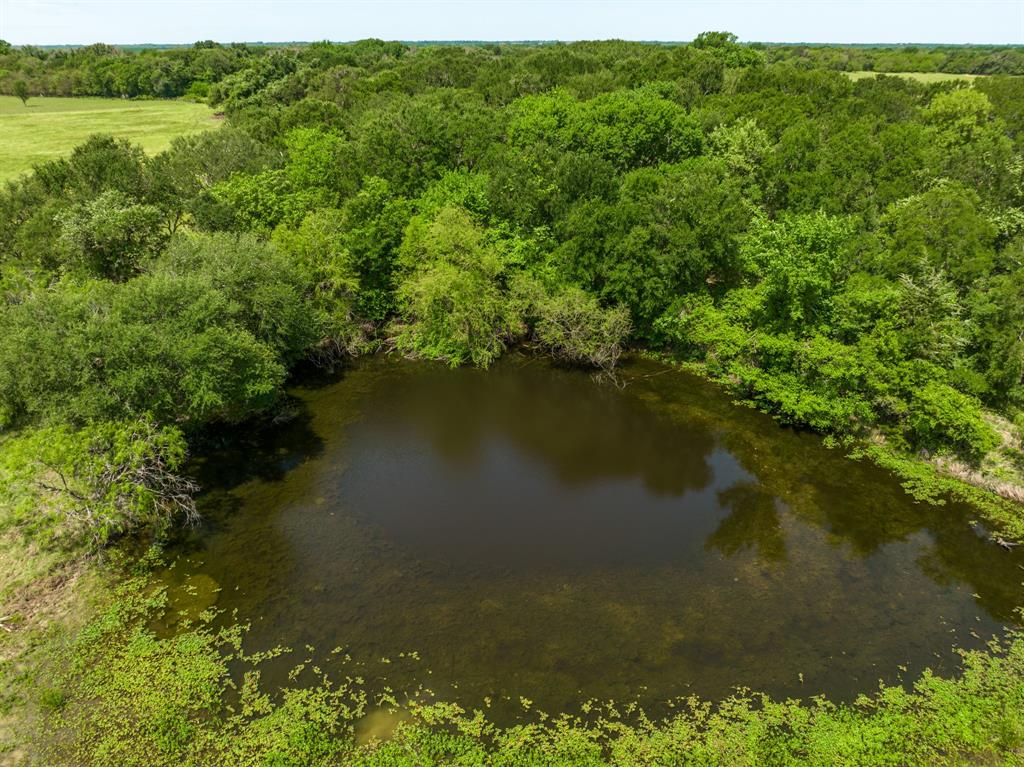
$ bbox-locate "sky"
[1,0,1022,47]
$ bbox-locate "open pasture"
[0,96,218,181]
[845,70,984,83]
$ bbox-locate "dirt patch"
[0,540,103,767]
[0,560,88,661]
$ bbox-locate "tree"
[574,157,749,333]
[0,418,198,549]
[13,79,30,106]
[740,212,855,331]
[880,182,997,287]
[64,135,150,198]
[527,282,631,373]
[507,88,703,171]
[272,210,364,360]
[922,89,1016,202]
[392,207,519,367]
[155,232,320,364]
[148,128,277,233]
[895,265,967,366]
[967,266,1024,409]
[57,190,167,281]
[0,231,324,430]
[693,31,739,49]
[283,126,355,204]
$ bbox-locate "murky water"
[159,354,1024,720]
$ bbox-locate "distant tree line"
[0,36,1022,102]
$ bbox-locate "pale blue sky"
[1,0,1021,46]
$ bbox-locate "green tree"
[272,209,364,359]
[895,265,967,366]
[881,182,997,286]
[740,212,855,331]
[155,232,320,364]
[524,281,631,372]
[392,207,519,367]
[62,135,150,198]
[283,126,355,204]
[0,418,197,549]
[57,190,167,281]
[13,79,30,106]
[571,157,749,333]
[148,128,276,233]
[0,275,291,428]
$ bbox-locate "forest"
[1,32,1024,766]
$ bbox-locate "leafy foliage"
[0,234,321,429]
[392,207,519,367]
[524,281,632,372]
[57,190,167,280]
[0,419,196,549]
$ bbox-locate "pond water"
[159,353,1024,721]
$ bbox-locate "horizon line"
[9,38,1024,48]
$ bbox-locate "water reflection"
[707,483,787,565]
[160,353,1024,720]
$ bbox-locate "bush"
[530,285,631,372]
[0,419,197,549]
[0,276,288,428]
[156,232,320,364]
[272,210,365,360]
[392,207,519,367]
[57,190,167,281]
[907,381,999,458]
[393,258,517,368]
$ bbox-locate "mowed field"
[0,96,220,182]
[845,71,983,83]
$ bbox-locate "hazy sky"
[1,0,1022,46]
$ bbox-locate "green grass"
[0,96,220,182]
[845,71,984,83]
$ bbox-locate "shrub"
[907,381,999,458]
[392,207,519,367]
[531,285,631,372]
[0,276,288,428]
[393,258,517,368]
[0,418,197,549]
[57,190,167,281]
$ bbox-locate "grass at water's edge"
[17,575,1024,766]
[0,536,108,766]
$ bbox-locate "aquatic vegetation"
[143,356,1024,718]
[37,578,1024,767]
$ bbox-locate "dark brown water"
[159,354,1024,720]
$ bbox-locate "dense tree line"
[2,36,1022,102]
[1,33,1023,547]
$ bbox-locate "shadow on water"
[157,353,1024,723]
[707,484,787,565]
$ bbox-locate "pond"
[159,353,1024,721]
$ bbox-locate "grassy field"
[845,70,983,83]
[0,96,219,182]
